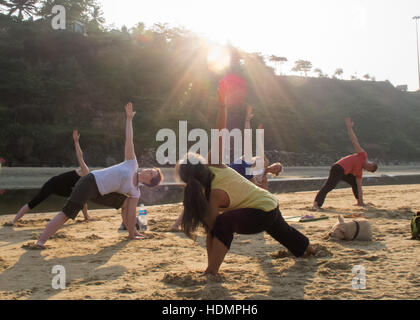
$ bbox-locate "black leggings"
[211,207,310,257]
[314,164,359,208]
[28,179,68,209]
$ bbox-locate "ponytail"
[177,153,214,237]
[182,178,209,237]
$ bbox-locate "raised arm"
[208,92,227,165]
[124,102,136,161]
[345,117,365,154]
[244,106,253,130]
[243,106,253,164]
[253,123,266,174]
[73,130,89,176]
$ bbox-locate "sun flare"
[207,45,231,73]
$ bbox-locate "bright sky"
[100,0,420,91]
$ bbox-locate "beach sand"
[0,184,419,300]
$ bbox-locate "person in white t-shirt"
[32,103,163,249]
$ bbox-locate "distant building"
[396,85,408,91]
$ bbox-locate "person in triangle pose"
[6,130,107,226]
[31,103,163,249]
[312,117,378,211]
[175,92,316,275]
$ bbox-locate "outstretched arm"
[345,117,365,154]
[124,102,136,161]
[208,92,227,165]
[73,130,89,176]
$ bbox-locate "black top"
[48,170,81,197]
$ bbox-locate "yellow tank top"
[208,166,278,212]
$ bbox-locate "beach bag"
[411,212,420,240]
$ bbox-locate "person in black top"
[7,131,126,225]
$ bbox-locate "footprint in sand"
[83,234,103,240]
[21,242,49,250]
[31,232,69,240]
[162,271,224,286]
[271,244,332,259]
[363,255,381,261]
[15,219,51,227]
[323,261,349,270]
[116,285,136,294]
[0,257,9,270]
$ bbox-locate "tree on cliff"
[292,60,312,76]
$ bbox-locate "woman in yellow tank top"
[176,96,315,275]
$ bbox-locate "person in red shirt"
[312,117,378,210]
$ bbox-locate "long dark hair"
[176,153,214,237]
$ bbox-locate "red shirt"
[335,152,367,178]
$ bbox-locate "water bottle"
[138,204,147,231]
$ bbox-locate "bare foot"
[129,234,145,240]
[302,244,317,258]
[84,217,99,222]
[310,201,320,211]
[202,269,217,276]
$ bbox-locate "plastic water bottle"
[138,204,147,231]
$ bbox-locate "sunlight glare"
[207,45,231,73]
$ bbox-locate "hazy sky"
[100,0,420,91]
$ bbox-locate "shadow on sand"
[0,240,128,299]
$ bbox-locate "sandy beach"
[0,184,419,300]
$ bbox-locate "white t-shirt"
[92,158,140,198]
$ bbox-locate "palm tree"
[313,68,324,78]
[5,0,39,20]
[292,60,312,76]
[269,55,288,75]
[333,68,344,79]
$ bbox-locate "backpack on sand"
[411,212,420,240]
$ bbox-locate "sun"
[207,45,231,73]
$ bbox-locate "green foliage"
[1,0,38,20]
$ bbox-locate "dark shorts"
[211,206,310,257]
[62,173,127,220]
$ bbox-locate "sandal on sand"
[22,242,48,250]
